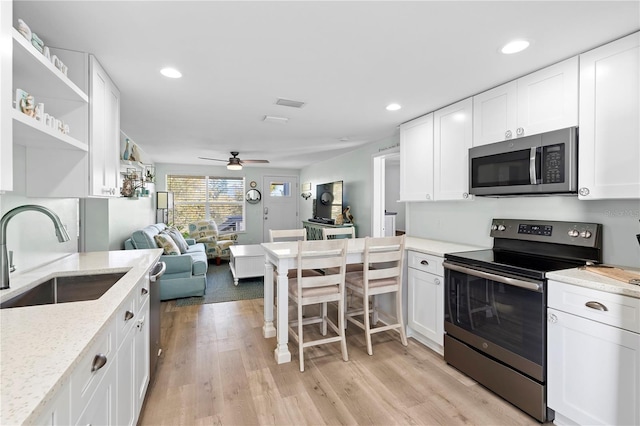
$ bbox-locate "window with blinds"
[166,175,245,232]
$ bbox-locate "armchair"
[187,220,238,264]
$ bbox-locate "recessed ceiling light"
[160,67,182,78]
[501,40,530,55]
[386,103,402,111]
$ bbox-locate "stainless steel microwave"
[469,127,578,196]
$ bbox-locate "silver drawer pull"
[91,354,107,372]
[420,260,429,266]
[124,310,134,321]
[141,287,149,295]
[585,301,608,311]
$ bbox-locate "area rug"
[174,262,264,307]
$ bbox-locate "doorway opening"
[371,148,402,237]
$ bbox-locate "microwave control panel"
[543,144,564,183]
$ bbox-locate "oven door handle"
[443,261,543,292]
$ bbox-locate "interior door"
[262,175,299,242]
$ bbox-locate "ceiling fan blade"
[198,157,227,162]
[240,159,270,164]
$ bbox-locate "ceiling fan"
[198,151,269,170]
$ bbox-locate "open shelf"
[12,109,88,151]
[12,28,88,103]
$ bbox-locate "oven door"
[443,261,546,382]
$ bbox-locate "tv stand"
[302,220,355,240]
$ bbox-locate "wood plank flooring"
[139,298,543,425]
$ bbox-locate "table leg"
[274,266,291,363]
[263,261,276,338]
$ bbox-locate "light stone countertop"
[547,267,640,299]
[0,249,163,425]
[405,236,487,257]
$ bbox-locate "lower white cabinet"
[407,251,444,354]
[134,296,150,418]
[33,381,71,425]
[76,359,117,426]
[547,280,640,425]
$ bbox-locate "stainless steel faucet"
[0,204,70,289]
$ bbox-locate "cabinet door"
[90,55,120,197]
[472,81,517,146]
[76,361,117,426]
[516,56,578,137]
[547,308,640,426]
[0,0,13,191]
[134,298,150,423]
[433,98,473,200]
[399,113,434,201]
[116,325,136,426]
[34,381,71,425]
[407,268,443,346]
[578,32,640,200]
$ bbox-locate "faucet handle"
[8,251,15,273]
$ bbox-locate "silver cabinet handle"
[420,260,429,266]
[141,287,149,295]
[124,310,134,321]
[434,278,441,285]
[91,354,107,372]
[425,194,431,200]
[579,187,590,196]
[585,301,608,311]
[516,127,524,136]
[505,130,512,139]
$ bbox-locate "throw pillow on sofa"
[163,227,189,253]
[154,233,180,255]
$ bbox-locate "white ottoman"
[229,244,265,285]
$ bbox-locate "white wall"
[154,163,300,244]
[407,197,640,268]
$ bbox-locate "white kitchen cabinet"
[473,57,578,146]
[0,1,13,192]
[8,12,90,197]
[76,359,117,426]
[547,280,640,426]
[406,251,444,354]
[578,32,640,200]
[33,381,71,425]
[134,296,150,421]
[399,113,434,201]
[384,214,396,237]
[90,55,121,197]
[433,97,473,201]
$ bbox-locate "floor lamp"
[156,191,173,224]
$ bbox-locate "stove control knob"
[497,225,506,231]
[491,225,498,231]
[580,230,592,239]
[568,229,579,237]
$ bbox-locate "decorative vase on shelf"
[123,139,132,160]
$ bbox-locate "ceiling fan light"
[227,163,242,170]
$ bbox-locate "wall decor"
[300,182,312,200]
[246,189,261,204]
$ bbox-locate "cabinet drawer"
[548,280,640,333]
[69,320,115,423]
[115,292,137,349]
[407,251,443,275]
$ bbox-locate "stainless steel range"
[443,219,603,422]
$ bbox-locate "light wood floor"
[139,298,542,426]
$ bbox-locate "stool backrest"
[363,235,405,285]
[296,239,348,290]
[269,228,307,242]
[321,227,355,240]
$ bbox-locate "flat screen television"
[314,181,344,223]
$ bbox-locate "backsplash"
[0,194,78,275]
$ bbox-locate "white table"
[261,238,366,364]
[229,244,265,285]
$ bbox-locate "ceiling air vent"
[263,115,289,125]
[275,98,306,108]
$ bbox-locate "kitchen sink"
[0,272,126,309]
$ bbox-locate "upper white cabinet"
[578,32,640,200]
[399,113,434,201]
[473,57,578,146]
[433,97,473,200]
[90,55,121,197]
[0,1,14,192]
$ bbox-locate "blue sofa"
[124,223,208,300]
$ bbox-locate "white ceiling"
[14,1,640,169]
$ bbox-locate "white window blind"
[167,175,245,232]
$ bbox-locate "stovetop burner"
[445,218,603,281]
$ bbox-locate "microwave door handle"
[529,147,538,184]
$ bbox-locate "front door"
[262,175,299,242]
